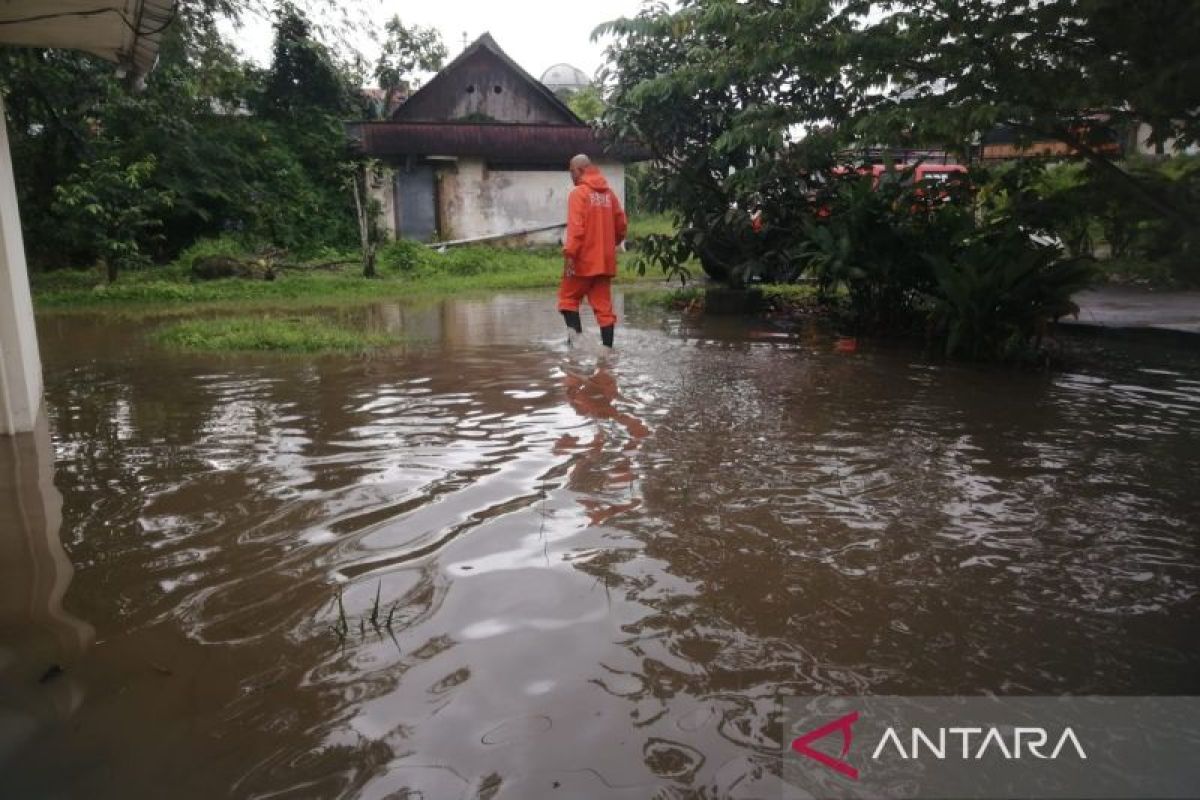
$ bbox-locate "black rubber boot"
[600,326,614,348]
[561,310,582,333]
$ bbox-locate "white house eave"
[0,0,176,76]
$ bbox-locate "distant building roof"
[392,33,582,125]
[540,63,590,93]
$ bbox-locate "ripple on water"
[8,296,1197,799]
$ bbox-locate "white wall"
[1130,123,1200,157]
[436,158,626,245]
[0,96,43,435]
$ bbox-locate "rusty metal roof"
[349,122,651,163]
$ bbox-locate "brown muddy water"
[2,291,1199,798]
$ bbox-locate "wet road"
[2,292,1199,798]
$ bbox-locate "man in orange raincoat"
[559,154,628,348]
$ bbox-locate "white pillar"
[0,94,43,435]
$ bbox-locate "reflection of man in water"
[559,154,628,349]
[555,366,649,526]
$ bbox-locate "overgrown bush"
[377,239,432,273]
[2,10,362,276]
[993,156,1200,287]
[799,167,1096,360]
[924,225,1097,360]
[174,236,253,272]
[797,169,976,331]
[440,249,491,276]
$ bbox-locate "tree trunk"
[352,167,377,278]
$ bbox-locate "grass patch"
[627,282,827,314]
[760,283,821,310]
[626,286,705,310]
[152,316,401,353]
[626,212,678,243]
[34,240,660,315]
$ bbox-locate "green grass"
[760,283,821,309]
[152,316,402,354]
[626,212,678,242]
[32,239,661,316]
[626,282,824,313]
[626,286,705,310]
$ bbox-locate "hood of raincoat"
[578,166,611,193]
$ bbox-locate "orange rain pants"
[557,275,616,328]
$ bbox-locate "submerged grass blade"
[385,601,399,630]
[369,581,382,630]
[335,586,348,637]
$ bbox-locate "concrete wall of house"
[435,157,626,245]
[1129,123,1200,157]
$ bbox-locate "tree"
[596,1,853,282]
[52,156,175,282]
[373,16,447,93]
[567,85,605,122]
[0,1,364,270]
[260,2,356,119]
[348,160,383,278]
[595,1,1105,355]
[838,0,1200,225]
[598,0,1199,271]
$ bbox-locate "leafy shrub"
[377,239,434,274]
[797,168,974,331]
[626,286,705,310]
[760,283,820,310]
[924,225,1097,360]
[634,231,697,285]
[1002,156,1200,287]
[174,236,250,273]
[440,248,491,276]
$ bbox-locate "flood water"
[3,291,1199,798]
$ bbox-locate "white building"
[348,34,646,246]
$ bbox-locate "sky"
[226,0,649,84]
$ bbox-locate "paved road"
[1064,287,1200,336]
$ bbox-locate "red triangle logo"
[791,710,860,780]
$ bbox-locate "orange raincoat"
[562,166,627,276]
[559,166,627,328]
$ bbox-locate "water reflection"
[1,294,1196,797]
[0,412,93,761]
[556,361,650,527]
